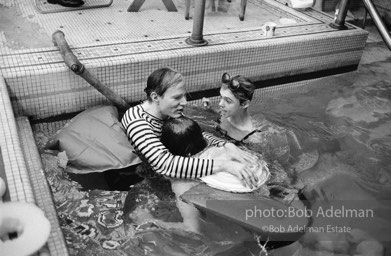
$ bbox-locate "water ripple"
[368,138,391,156]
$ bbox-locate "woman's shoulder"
[215,117,246,141]
[253,118,286,133]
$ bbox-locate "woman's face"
[218,87,242,118]
[158,81,187,119]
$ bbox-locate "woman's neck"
[227,110,252,131]
[142,101,164,120]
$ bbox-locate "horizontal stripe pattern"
[121,104,225,178]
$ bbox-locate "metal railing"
[329,0,391,50]
[362,0,391,50]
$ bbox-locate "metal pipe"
[362,0,391,50]
[329,0,351,30]
[186,0,208,46]
[52,30,130,111]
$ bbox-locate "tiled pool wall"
[0,76,69,255]
[0,76,34,203]
[4,27,368,120]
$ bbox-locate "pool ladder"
[331,0,391,51]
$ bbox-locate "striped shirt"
[121,104,226,178]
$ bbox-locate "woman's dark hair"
[144,67,184,101]
[161,116,208,157]
[221,73,255,104]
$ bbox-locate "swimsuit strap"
[215,123,237,141]
[240,128,263,142]
[215,118,265,144]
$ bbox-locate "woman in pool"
[216,73,303,166]
[121,67,259,188]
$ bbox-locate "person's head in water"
[161,116,208,157]
[144,67,187,119]
[219,73,255,118]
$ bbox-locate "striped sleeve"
[202,131,226,147]
[121,110,214,179]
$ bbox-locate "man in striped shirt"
[121,67,259,188]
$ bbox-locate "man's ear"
[240,100,250,108]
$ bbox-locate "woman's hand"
[223,143,258,165]
[220,160,259,189]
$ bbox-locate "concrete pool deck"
[1,0,368,120]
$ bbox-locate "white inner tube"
[0,202,51,256]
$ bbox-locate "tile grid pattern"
[0,76,35,203]
[0,0,368,120]
[3,29,367,120]
[0,23,356,70]
[35,0,112,13]
[2,0,308,50]
[16,117,69,256]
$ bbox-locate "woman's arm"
[202,131,226,147]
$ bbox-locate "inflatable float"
[200,161,269,193]
[0,177,51,256]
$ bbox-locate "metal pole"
[329,0,351,30]
[186,0,208,46]
[362,0,391,50]
[52,30,130,111]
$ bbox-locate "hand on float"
[224,143,258,166]
[258,159,269,174]
[218,160,259,189]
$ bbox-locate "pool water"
[34,49,391,256]
[245,60,391,255]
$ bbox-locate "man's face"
[158,81,187,119]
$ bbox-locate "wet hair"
[144,67,184,101]
[161,116,208,157]
[221,73,255,104]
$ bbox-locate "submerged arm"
[202,131,226,146]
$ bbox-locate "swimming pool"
[0,0,386,254]
[10,41,389,255]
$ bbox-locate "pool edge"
[16,116,70,256]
